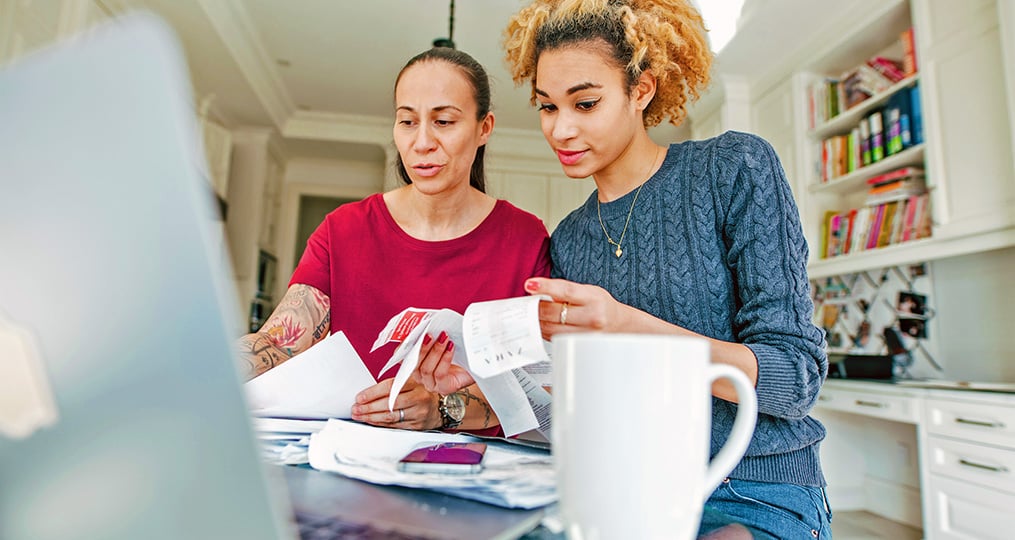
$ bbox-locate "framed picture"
[897,291,928,317]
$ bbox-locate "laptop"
[0,13,543,540]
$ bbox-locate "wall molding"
[196,0,294,129]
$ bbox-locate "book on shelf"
[848,127,860,173]
[901,27,918,76]
[900,194,920,242]
[888,198,908,245]
[842,208,858,254]
[866,204,886,250]
[851,206,872,254]
[868,111,885,163]
[866,166,925,186]
[866,180,926,207]
[909,85,923,144]
[866,56,907,83]
[825,212,843,258]
[859,116,871,166]
[876,201,899,248]
[912,193,932,239]
[884,88,915,155]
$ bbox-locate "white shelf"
[809,144,925,194]
[810,75,921,140]
[808,226,1015,280]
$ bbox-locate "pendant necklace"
[597,183,644,258]
[596,147,661,258]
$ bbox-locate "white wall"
[931,246,1015,382]
[273,156,386,301]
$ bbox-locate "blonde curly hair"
[503,0,712,128]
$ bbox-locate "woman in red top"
[236,47,551,435]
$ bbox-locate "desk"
[814,379,1015,539]
[281,465,761,539]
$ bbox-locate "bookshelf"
[809,74,920,140]
[791,0,1015,275]
[690,1,1015,536]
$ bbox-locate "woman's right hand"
[524,277,633,340]
[414,331,476,395]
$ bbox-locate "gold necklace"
[597,183,644,258]
[595,148,661,258]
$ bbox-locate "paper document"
[371,296,551,437]
[250,416,327,465]
[244,331,376,419]
[308,419,556,509]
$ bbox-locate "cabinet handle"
[818,395,831,402]
[958,458,1010,474]
[855,400,887,408]
[954,417,1006,429]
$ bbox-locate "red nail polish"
[525,280,539,291]
[423,334,432,345]
[447,340,455,352]
[437,331,448,344]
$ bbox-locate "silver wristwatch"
[438,392,467,430]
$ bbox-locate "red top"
[290,193,551,381]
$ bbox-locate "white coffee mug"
[552,333,757,540]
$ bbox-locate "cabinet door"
[914,0,1015,239]
[927,474,1015,539]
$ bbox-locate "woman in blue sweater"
[503,0,831,537]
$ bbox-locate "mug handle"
[700,364,758,503]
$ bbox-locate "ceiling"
[124,0,873,162]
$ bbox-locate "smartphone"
[396,442,487,474]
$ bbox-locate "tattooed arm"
[456,384,499,431]
[236,283,331,381]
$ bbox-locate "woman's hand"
[524,277,632,340]
[351,378,440,430]
[414,331,476,395]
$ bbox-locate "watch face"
[445,392,466,421]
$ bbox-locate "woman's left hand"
[524,277,632,340]
[351,378,440,430]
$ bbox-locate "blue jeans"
[705,478,833,539]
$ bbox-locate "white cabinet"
[912,0,1015,242]
[816,381,1015,537]
[817,383,920,424]
[920,395,1015,538]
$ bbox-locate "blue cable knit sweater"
[551,131,828,486]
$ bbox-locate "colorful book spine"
[877,201,899,247]
[901,28,918,76]
[869,111,885,162]
[901,194,920,242]
[843,208,858,254]
[859,116,871,166]
[889,199,908,245]
[909,84,923,145]
[867,204,886,250]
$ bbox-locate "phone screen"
[397,442,487,474]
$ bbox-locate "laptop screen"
[0,13,294,540]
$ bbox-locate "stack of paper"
[244,331,376,419]
[251,417,327,465]
[308,419,556,509]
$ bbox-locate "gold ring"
[559,302,569,325]
[398,408,405,422]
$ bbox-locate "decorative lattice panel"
[811,263,941,378]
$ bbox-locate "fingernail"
[447,340,455,352]
[437,331,448,344]
[351,405,360,414]
[423,334,432,345]
[525,280,539,292]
